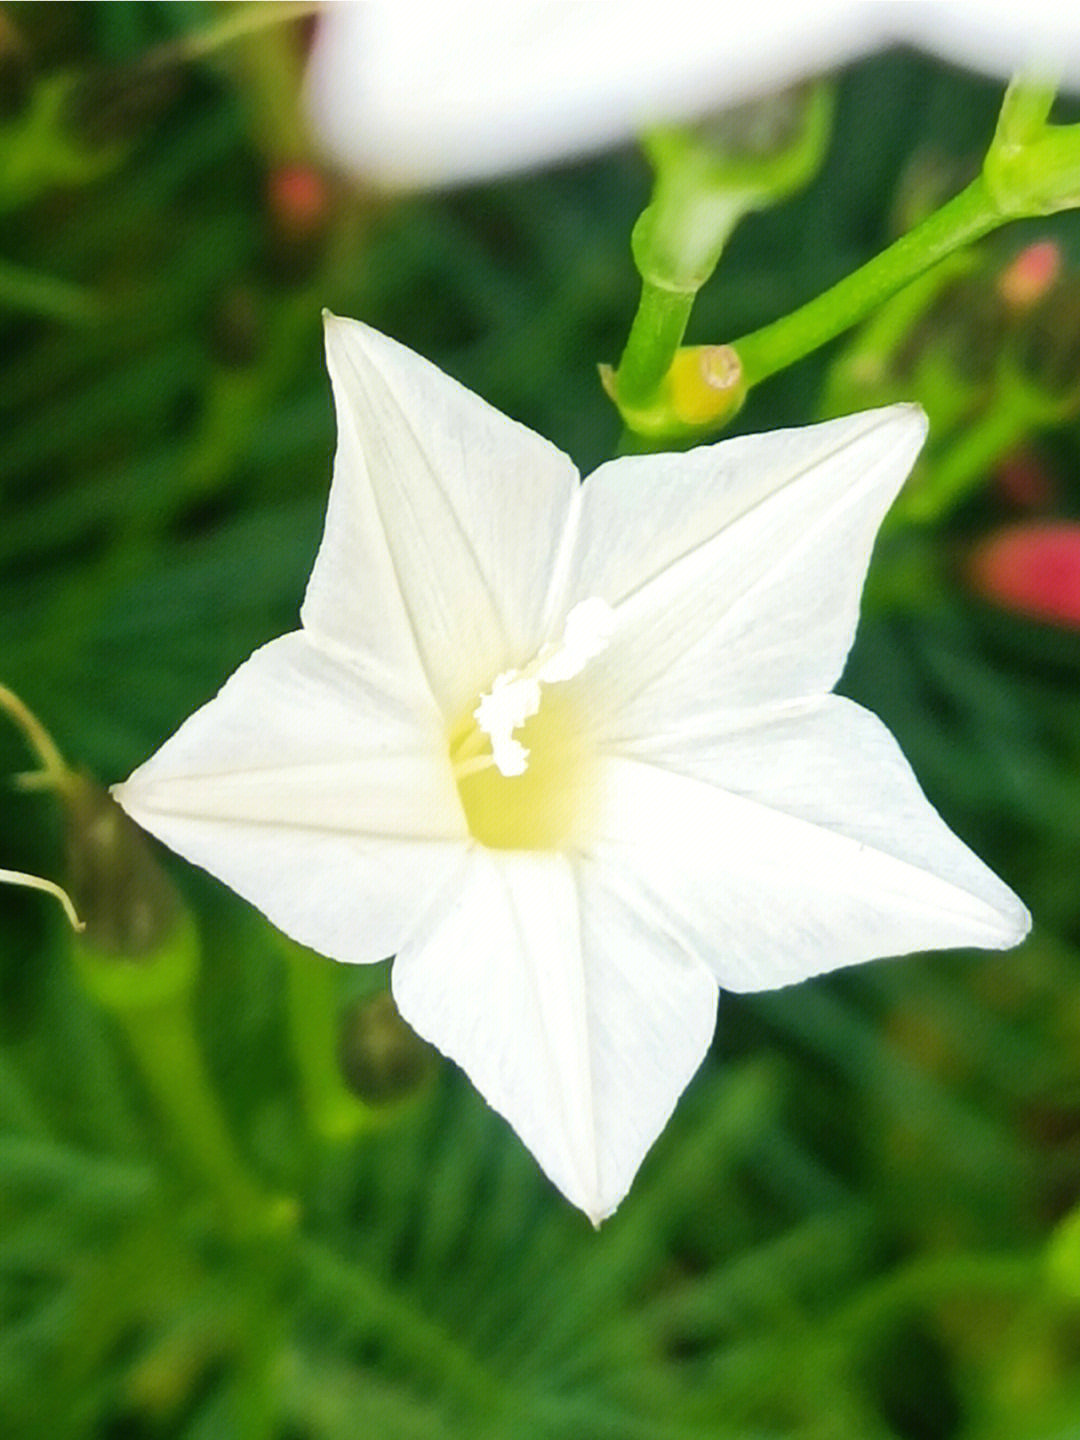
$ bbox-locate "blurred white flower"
[115,316,1029,1223]
[306,2,1078,191]
[305,2,872,190]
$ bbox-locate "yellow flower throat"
[452,688,589,850]
[449,598,614,851]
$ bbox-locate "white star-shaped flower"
[115,316,1029,1223]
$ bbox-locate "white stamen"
[537,597,617,682]
[473,673,541,776]
[473,598,616,777]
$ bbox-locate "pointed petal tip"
[585,1197,620,1229]
[993,893,1033,950]
[898,400,929,441]
[562,1173,621,1228]
[321,309,353,347]
[965,862,1031,951]
[108,774,160,833]
[863,400,929,448]
[320,312,407,395]
[109,777,135,815]
[839,400,929,505]
[822,401,927,456]
[954,883,1031,954]
[321,311,372,361]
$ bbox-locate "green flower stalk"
[278,936,375,1143]
[609,83,833,433]
[67,775,297,1242]
[615,72,1080,443]
[823,232,1080,528]
[0,681,290,1241]
[733,74,1080,399]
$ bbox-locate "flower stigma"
[450,598,615,850]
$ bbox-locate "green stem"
[115,987,290,1239]
[76,925,294,1242]
[0,679,70,786]
[733,175,1001,389]
[283,943,372,1143]
[995,72,1057,145]
[614,280,696,410]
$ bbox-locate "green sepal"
[632,82,835,293]
[612,84,834,426]
[984,73,1080,218]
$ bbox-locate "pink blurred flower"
[970,522,1080,626]
[997,241,1063,312]
[267,164,331,238]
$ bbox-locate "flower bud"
[997,240,1062,312]
[338,992,435,1107]
[267,164,330,240]
[602,344,746,440]
[633,82,833,293]
[668,345,745,428]
[64,772,183,960]
[264,164,333,282]
[968,523,1080,629]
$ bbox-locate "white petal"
[391,850,717,1222]
[302,316,579,719]
[306,3,882,190]
[114,632,469,964]
[563,407,926,745]
[900,5,1080,82]
[590,700,1029,993]
[307,4,1080,192]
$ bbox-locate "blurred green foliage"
[3,5,1080,1438]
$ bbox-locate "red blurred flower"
[969,522,1080,627]
[267,164,330,238]
[997,240,1062,312]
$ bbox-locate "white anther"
[473,673,541,776]
[537,598,617,682]
[473,598,616,777]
